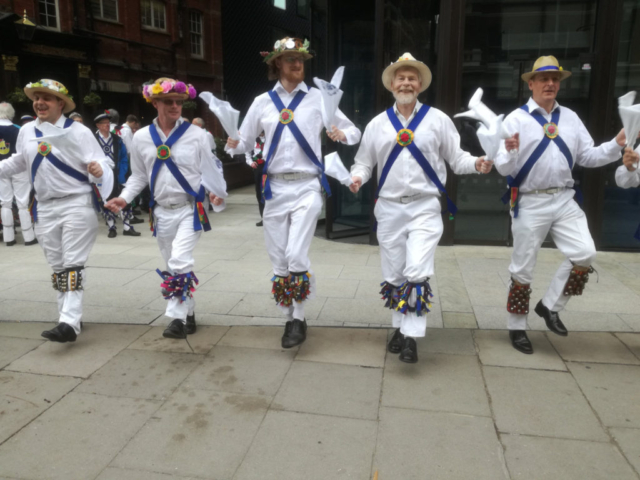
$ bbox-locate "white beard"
[393,91,418,105]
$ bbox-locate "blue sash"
[501,105,578,217]
[30,119,102,221]
[261,89,331,201]
[379,105,457,218]
[148,122,210,237]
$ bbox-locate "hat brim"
[24,87,76,114]
[521,70,572,82]
[149,92,190,101]
[382,61,432,93]
[265,50,314,65]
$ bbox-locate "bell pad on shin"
[563,266,594,296]
[289,271,311,303]
[379,281,399,309]
[271,275,292,307]
[507,280,532,315]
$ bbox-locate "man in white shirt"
[350,53,492,363]
[0,79,114,343]
[495,56,628,354]
[617,147,640,240]
[0,102,36,246]
[106,77,228,340]
[227,37,361,348]
[118,114,139,153]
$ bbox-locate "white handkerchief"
[313,66,345,131]
[324,152,353,186]
[618,91,640,149]
[199,92,240,140]
[476,114,506,161]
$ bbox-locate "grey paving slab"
[317,297,390,325]
[473,306,547,331]
[202,259,273,275]
[296,327,388,367]
[0,371,81,444]
[0,300,59,323]
[567,362,640,428]
[217,325,292,350]
[144,290,245,315]
[421,328,476,355]
[382,352,490,417]
[0,321,51,340]
[76,349,202,400]
[474,330,567,371]
[551,311,635,332]
[547,332,640,365]
[501,434,637,480]
[234,410,377,480]
[483,366,608,440]
[83,267,147,288]
[227,293,326,320]
[375,407,508,480]
[127,325,229,354]
[443,311,478,328]
[96,467,202,480]
[308,251,371,266]
[611,428,640,475]
[197,272,266,294]
[272,360,382,420]
[87,253,155,269]
[81,305,161,325]
[184,345,295,396]
[615,333,640,360]
[314,277,359,298]
[0,392,161,480]
[5,324,150,379]
[337,265,383,281]
[111,388,269,479]
[0,336,43,369]
[306,263,344,279]
[83,286,161,309]
[0,280,59,302]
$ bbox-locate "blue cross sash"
[261,89,331,201]
[378,105,458,218]
[501,105,577,217]
[30,118,103,222]
[148,122,210,237]
[97,134,114,159]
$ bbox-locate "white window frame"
[39,0,61,31]
[92,0,119,22]
[190,11,204,58]
[141,0,167,31]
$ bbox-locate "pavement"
[0,186,639,479]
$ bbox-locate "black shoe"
[186,314,196,335]
[281,319,307,348]
[132,208,142,215]
[256,220,263,227]
[123,228,141,236]
[25,238,38,246]
[41,322,77,343]
[5,240,16,246]
[509,330,534,354]
[129,216,144,225]
[399,337,418,363]
[108,229,117,238]
[534,300,568,336]
[163,319,186,339]
[387,328,404,354]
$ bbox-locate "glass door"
[454,0,598,245]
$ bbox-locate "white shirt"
[495,98,622,192]
[351,101,479,200]
[121,117,227,207]
[226,81,361,174]
[118,123,134,153]
[205,130,216,152]
[0,115,114,201]
[615,145,640,188]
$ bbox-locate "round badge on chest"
[279,109,294,125]
[157,145,171,160]
[396,128,414,147]
[543,122,559,139]
[38,142,52,156]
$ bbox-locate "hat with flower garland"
[24,79,76,113]
[94,111,111,123]
[382,53,432,93]
[521,56,571,82]
[260,37,313,65]
[142,77,197,103]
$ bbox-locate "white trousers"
[154,204,201,322]
[375,196,443,338]
[0,171,35,244]
[263,177,322,320]
[35,193,99,334]
[507,189,596,330]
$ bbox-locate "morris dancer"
[350,53,492,363]
[616,147,640,239]
[226,38,361,348]
[495,56,628,354]
[0,102,37,246]
[0,79,114,342]
[106,78,227,339]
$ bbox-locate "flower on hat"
[188,85,197,99]
[161,80,173,93]
[151,83,164,95]
[274,40,282,50]
[174,81,187,94]
[285,39,295,49]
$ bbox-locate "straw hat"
[521,56,572,82]
[24,79,75,113]
[382,53,432,93]
[142,77,197,103]
[260,37,313,65]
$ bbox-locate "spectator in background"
[20,115,34,125]
[69,112,83,123]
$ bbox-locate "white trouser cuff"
[507,313,528,330]
[399,311,427,338]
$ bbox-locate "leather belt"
[269,172,317,181]
[521,187,566,195]
[157,201,192,210]
[381,193,430,204]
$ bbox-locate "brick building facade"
[0,0,223,132]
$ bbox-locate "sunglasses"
[161,99,184,106]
